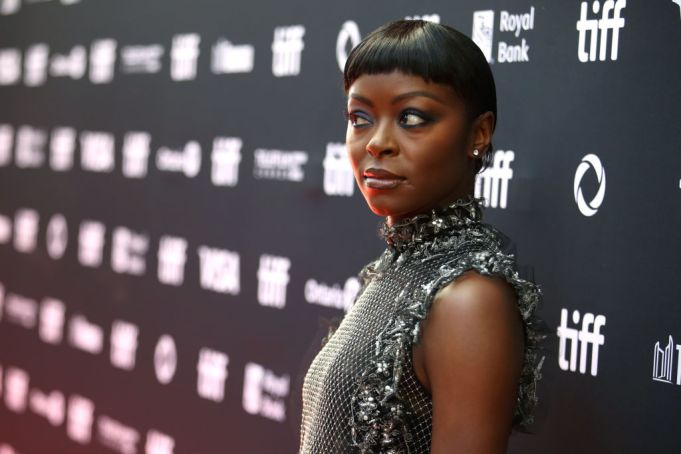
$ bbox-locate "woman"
[299,19,549,453]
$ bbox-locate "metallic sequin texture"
[299,195,550,453]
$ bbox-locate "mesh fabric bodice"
[299,195,548,453]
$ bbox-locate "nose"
[366,121,398,158]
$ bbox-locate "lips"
[363,168,405,189]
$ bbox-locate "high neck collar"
[378,195,485,252]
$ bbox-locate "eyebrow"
[349,90,446,106]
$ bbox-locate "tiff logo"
[652,335,681,385]
[197,348,229,402]
[323,143,354,196]
[171,33,200,81]
[89,39,116,84]
[50,127,77,171]
[271,25,305,77]
[257,254,291,309]
[211,137,242,187]
[576,0,626,62]
[557,308,606,376]
[474,150,514,209]
[157,235,188,286]
[67,394,95,445]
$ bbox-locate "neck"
[379,194,485,252]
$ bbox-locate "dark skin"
[345,70,525,453]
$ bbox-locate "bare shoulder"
[415,269,525,453]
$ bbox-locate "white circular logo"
[336,21,361,72]
[573,153,606,217]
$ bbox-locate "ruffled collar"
[379,194,485,252]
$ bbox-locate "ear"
[467,111,495,159]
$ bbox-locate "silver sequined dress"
[299,195,549,453]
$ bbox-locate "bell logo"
[574,153,606,217]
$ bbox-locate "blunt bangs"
[343,20,496,125]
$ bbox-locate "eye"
[343,109,372,128]
[399,109,431,127]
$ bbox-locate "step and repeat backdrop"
[0,0,679,453]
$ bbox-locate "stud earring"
[473,149,480,157]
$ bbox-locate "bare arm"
[418,270,524,454]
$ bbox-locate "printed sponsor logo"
[577,0,626,62]
[557,308,606,376]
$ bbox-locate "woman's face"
[345,70,477,222]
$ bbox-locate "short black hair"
[343,19,496,174]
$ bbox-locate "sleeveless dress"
[299,195,550,453]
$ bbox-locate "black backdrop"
[0,1,680,453]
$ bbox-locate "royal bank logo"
[272,25,305,77]
[557,308,606,376]
[242,362,290,422]
[574,153,606,217]
[323,142,354,196]
[472,6,535,63]
[652,335,681,386]
[576,1,626,62]
[474,150,514,209]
